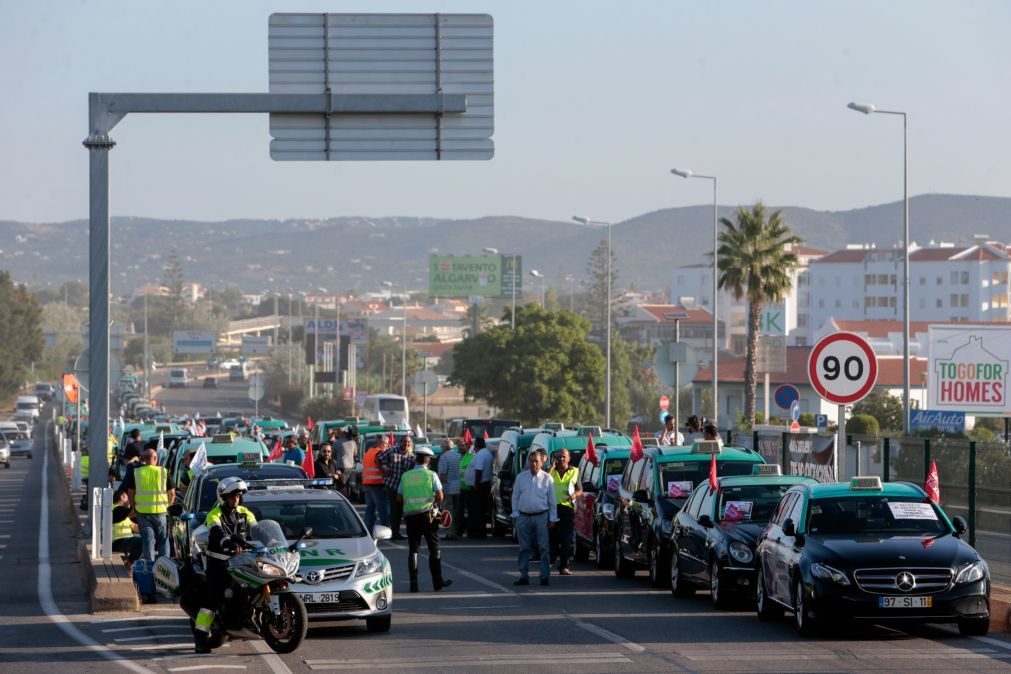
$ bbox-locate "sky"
[2,0,1010,225]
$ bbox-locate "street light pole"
[847,102,911,434]
[573,216,613,429]
[382,281,407,398]
[670,169,719,425]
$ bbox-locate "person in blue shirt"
[281,436,305,465]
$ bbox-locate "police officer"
[398,446,452,593]
[193,477,258,653]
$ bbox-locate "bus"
[361,394,410,429]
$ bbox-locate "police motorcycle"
[153,518,311,654]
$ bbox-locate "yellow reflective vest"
[550,467,579,509]
[134,465,169,514]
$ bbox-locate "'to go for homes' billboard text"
[928,325,1011,415]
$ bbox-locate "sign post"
[807,332,878,481]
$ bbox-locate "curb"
[992,585,1011,633]
[79,540,140,612]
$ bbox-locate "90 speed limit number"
[807,332,878,404]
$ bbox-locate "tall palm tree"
[717,201,802,427]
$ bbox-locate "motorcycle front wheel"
[261,593,308,654]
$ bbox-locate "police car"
[185,478,394,632]
[755,476,990,636]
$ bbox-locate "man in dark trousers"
[398,446,452,593]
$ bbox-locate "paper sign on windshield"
[723,501,753,521]
[887,502,938,520]
[606,475,620,492]
[667,481,693,498]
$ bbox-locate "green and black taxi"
[491,427,544,536]
[669,464,817,607]
[613,441,765,586]
[755,476,990,636]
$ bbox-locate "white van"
[361,394,409,429]
[168,368,189,388]
[15,395,40,422]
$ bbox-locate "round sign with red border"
[659,395,670,411]
[808,332,878,404]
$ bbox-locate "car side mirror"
[782,518,796,537]
[167,503,183,517]
[698,514,714,529]
[952,515,968,536]
[581,481,597,493]
[632,489,650,503]
[373,524,392,541]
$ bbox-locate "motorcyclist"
[193,477,258,653]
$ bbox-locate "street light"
[529,270,545,306]
[381,280,407,398]
[484,246,517,331]
[564,274,576,312]
[847,101,911,434]
[573,215,613,430]
[670,168,719,425]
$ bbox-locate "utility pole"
[143,294,149,395]
[287,292,293,385]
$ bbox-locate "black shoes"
[540,578,550,586]
[435,579,453,591]
[514,578,529,586]
[392,534,407,541]
[410,582,419,593]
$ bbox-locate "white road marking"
[393,592,497,600]
[251,638,292,674]
[386,540,517,595]
[303,652,631,670]
[37,431,155,674]
[92,615,189,624]
[103,624,188,633]
[562,612,645,653]
[113,633,194,642]
[973,635,1011,650]
[122,642,195,651]
[167,667,247,672]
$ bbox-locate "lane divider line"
[384,540,517,595]
[562,612,645,653]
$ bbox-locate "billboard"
[429,255,522,298]
[305,319,368,344]
[172,331,216,354]
[241,335,272,355]
[928,325,1011,415]
[910,410,966,434]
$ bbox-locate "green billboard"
[429,255,522,298]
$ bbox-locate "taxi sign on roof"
[753,464,782,476]
[691,440,722,455]
[212,434,234,444]
[850,476,883,491]
[238,452,261,464]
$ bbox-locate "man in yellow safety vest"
[549,449,582,576]
[398,446,452,593]
[128,449,174,563]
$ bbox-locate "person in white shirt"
[511,449,558,586]
[656,414,685,446]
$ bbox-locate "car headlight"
[810,563,850,585]
[355,552,385,577]
[955,560,988,585]
[256,561,285,577]
[728,541,753,564]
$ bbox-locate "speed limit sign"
[808,332,878,404]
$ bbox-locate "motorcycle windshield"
[249,520,287,548]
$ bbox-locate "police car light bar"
[691,440,722,455]
[753,464,782,476]
[244,478,333,491]
[850,476,883,491]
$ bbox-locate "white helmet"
[217,476,248,500]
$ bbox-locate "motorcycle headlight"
[955,560,988,585]
[256,561,284,577]
[355,552,385,578]
[728,541,753,564]
[810,563,850,586]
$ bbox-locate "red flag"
[307,416,315,430]
[483,429,489,440]
[925,460,940,504]
[630,426,644,462]
[302,440,315,477]
[709,452,719,492]
[585,435,599,466]
[268,437,283,461]
[463,427,474,449]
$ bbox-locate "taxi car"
[573,446,631,567]
[180,479,394,632]
[165,435,269,489]
[612,441,765,586]
[755,476,990,636]
[490,427,543,536]
[668,465,817,607]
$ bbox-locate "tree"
[583,238,617,342]
[717,201,801,427]
[852,390,903,433]
[450,304,604,426]
[162,248,186,333]
[847,414,880,436]
[0,272,43,397]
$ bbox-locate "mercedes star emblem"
[895,571,916,592]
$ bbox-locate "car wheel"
[613,538,635,579]
[670,548,693,597]
[794,578,819,636]
[594,530,608,569]
[366,615,391,633]
[710,560,730,609]
[958,616,990,637]
[756,566,783,620]
[648,542,664,587]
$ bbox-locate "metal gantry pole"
[711,178,719,426]
[143,294,149,395]
[511,254,517,331]
[902,112,910,435]
[606,221,612,430]
[401,298,407,399]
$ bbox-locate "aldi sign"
[928,326,1011,414]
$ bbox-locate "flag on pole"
[377,410,386,425]
[307,416,315,430]
[197,420,206,437]
[585,435,599,466]
[709,452,719,492]
[416,423,424,438]
[302,439,315,477]
[268,436,283,462]
[190,441,209,476]
[463,427,473,450]
[156,431,164,454]
[483,429,489,440]
[925,460,940,504]
[630,426,644,462]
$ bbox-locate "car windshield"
[602,458,627,492]
[717,484,797,522]
[197,465,308,511]
[467,420,517,438]
[659,460,755,500]
[378,398,405,412]
[808,495,950,536]
[248,520,287,548]
[248,500,367,539]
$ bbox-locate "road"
[151,367,264,419]
[1,419,1010,672]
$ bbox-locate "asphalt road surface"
[2,421,1011,673]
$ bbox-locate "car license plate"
[299,592,340,604]
[878,596,932,608]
